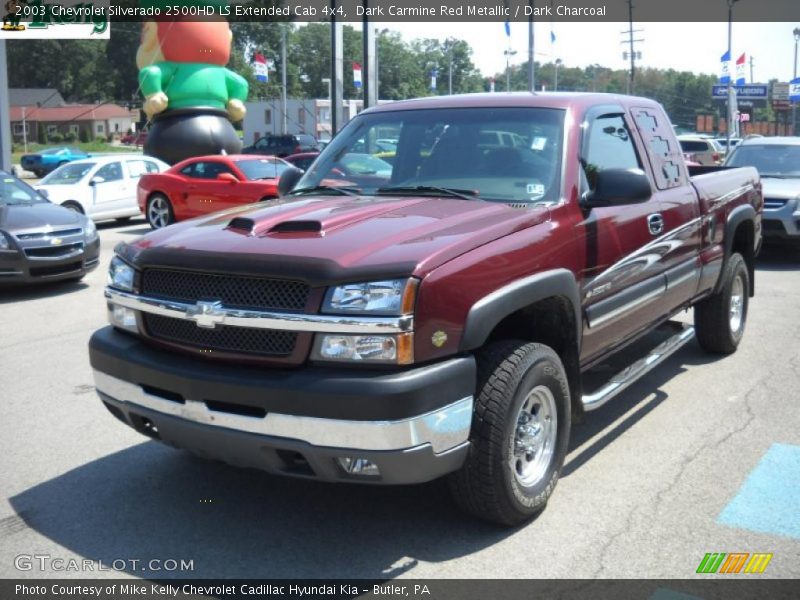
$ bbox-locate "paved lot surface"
[1,220,799,580]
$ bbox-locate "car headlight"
[107,255,135,292]
[84,219,98,242]
[322,278,417,315]
[312,333,414,365]
[0,232,12,251]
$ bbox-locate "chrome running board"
[582,323,695,411]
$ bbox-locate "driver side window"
[583,115,642,191]
[94,162,123,182]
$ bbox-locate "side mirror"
[278,166,304,197]
[217,172,239,184]
[581,168,652,208]
[89,176,105,186]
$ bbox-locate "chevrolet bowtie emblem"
[50,237,63,245]
[186,300,225,329]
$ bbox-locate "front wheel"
[448,341,571,526]
[694,252,749,354]
[146,194,174,229]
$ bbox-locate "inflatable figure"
[137,16,248,164]
[2,0,27,31]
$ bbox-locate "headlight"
[322,278,417,315]
[0,232,12,251]
[84,219,98,242]
[107,255,135,291]
[312,333,414,365]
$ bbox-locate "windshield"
[0,175,47,205]
[39,148,63,155]
[726,145,800,177]
[294,107,565,204]
[41,162,94,185]
[235,158,290,181]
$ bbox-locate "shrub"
[79,127,90,143]
[49,133,64,143]
[64,132,77,142]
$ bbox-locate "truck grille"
[143,314,297,357]
[140,269,310,312]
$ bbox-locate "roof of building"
[9,88,65,108]
[9,104,135,123]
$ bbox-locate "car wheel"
[448,340,571,526]
[33,170,45,178]
[146,194,174,229]
[694,252,749,354]
[62,201,84,214]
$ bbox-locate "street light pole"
[554,59,562,92]
[793,27,799,136]
[504,49,517,91]
[726,0,739,152]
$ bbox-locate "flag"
[735,53,746,85]
[550,31,556,44]
[253,53,268,83]
[352,62,362,89]
[504,22,511,37]
[790,77,800,103]
[719,50,730,84]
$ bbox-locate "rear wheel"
[694,252,749,354]
[62,201,84,214]
[448,341,571,526]
[146,194,174,229]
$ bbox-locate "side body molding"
[459,269,582,352]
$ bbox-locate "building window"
[265,109,272,124]
[96,123,105,134]
[12,122,30,135]
[47,125,57,136]
[319,109,330,123]
[69,124,80,135]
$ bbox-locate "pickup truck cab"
[90,93,762,525]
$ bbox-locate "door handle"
[647,213,664,236]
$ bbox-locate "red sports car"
[138,154,292,229]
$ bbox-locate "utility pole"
[554,59,562,92]
[528,1,535,92]
[793,27,799,136]
[504,49,517,91]
[749,55,754,83]
[361,3,376,108]
[448,44,453,95]
[0,40,11,172]
[726,0,740,152]
[281,25,288,135]
[330,2,344,136]
[620,0,643,95]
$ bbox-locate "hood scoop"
[268,220,323,234]
[227,217,255,234]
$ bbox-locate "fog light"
[337,457,380,477]
[108,303,138,333]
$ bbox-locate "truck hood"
[123,195,550,284]
[760,177,800,199]
[0,201,84,233]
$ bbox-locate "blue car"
[21,147,90,178]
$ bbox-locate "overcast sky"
[371,21,799,84]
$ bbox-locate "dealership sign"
[712,84,768,100]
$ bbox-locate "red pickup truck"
[90,93,762,525]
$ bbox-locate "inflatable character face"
[136,20,233,70]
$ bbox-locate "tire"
[146,194,174,229]
[694,252,749,354]
[34,170,45,178]
[448,341,571,526]
[62,201,84,214]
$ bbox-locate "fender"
[715,203,756,296]
[459,268,581,352]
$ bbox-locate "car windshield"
[294,106,566,204]
[41,162,95,184]
[726,145,800,177]
[0,175,47,205]
[39,148,62,155]
[235,159,290,180]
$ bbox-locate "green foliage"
[64,132,77,142]
[36,122,46,145]
[79,127,91,143]
[49,133,64,143]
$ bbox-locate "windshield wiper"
[288,185,361,197]
[376,185,479,201]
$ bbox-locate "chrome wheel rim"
[729,274,744,333]
[148,197,169,228]
[510,385,557,487]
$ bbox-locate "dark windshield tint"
[726,145,800,177]
[236,159,290,180]
[295,107,565,204]
[0,174,47,205]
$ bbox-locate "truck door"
[578,110,673,363]
[630,107,702,313]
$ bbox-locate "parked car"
[725,136,800,243]
[21,147,90,178]
[0,169,100,284]
[91,93,761,526]
[715,137,742,154]
[677,135,723,166]
[36,155,169,223]
[242,134,319,157]
[283,152,319,172]
[121,132,148,146]
[137,154,292,229]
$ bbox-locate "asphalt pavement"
[1,220,799,580]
